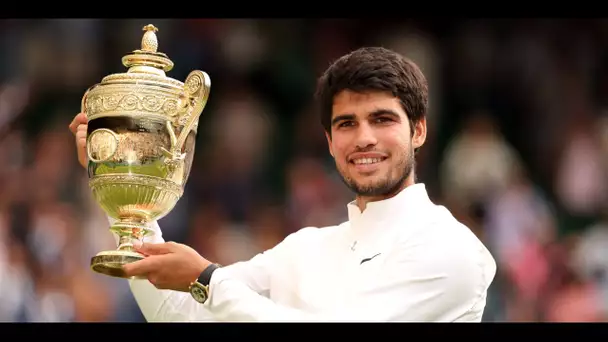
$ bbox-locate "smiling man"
[327,90,419,210]
[70,46,497,322]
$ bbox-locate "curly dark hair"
[314,47,428,139]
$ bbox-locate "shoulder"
[397,205,497,309]
[427,205,495,274]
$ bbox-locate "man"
[69,47,496,322]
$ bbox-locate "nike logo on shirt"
[360,253,381,265]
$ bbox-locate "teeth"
[353,158,382,165]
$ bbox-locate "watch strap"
[198,263,220,286]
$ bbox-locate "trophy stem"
[90,220,154,278]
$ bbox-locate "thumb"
[136,242,174,256]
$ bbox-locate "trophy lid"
[96,24,183,88]
[84,24,190,123]
[121,24,174,75]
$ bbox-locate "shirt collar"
[346,183,432,237]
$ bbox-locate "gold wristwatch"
[189,263,220,304]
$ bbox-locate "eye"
[338,121,355,128]
[373,117,392,124]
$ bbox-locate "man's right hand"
[69,112,88,169]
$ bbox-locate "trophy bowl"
[82,24,210,278]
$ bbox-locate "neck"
[355,173,416,212]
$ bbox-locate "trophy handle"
[160,71,210,163]
[176,70,211,150]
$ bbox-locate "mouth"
[348,155,388,174]
[349,157,387,165]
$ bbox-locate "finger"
[69,113,87,133]
[76,124,87,136]
[122,257,158,277]
[136,242,175,256]
[69,113,88,134]
[76,127,87,149]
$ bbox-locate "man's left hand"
[122,241,212,292]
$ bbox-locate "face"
[326,90,426,198]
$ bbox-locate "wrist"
[197,263,221,286]
[196,257,211,280]
[189,263,221,304]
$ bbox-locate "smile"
[350,157,387,165]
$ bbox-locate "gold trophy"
[82,24,210,278]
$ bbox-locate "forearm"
[204,274,317,322]
[204,276,382,322]
[203,273,452,322]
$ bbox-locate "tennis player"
[69,46,496,322]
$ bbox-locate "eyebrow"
[331,109,402,126]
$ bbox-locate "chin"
[353,179,380,189]
[352,174,384,185]
[349,172,408,197]
[352,181,388,195]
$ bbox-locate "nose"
[354,123,377,149]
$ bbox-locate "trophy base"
[90,250,145,278]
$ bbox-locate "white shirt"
[123,183,497,322]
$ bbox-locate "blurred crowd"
[0,18,607,322]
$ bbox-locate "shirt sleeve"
[203,227,497,322]
[108,217,283,322]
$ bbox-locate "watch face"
[191,283,208,304]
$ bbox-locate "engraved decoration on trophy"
[82,24,211,278]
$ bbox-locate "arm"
[109,217,284,322]
[203,228,497,322]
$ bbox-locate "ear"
[325,131,334,157]
[412,117,427,150]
